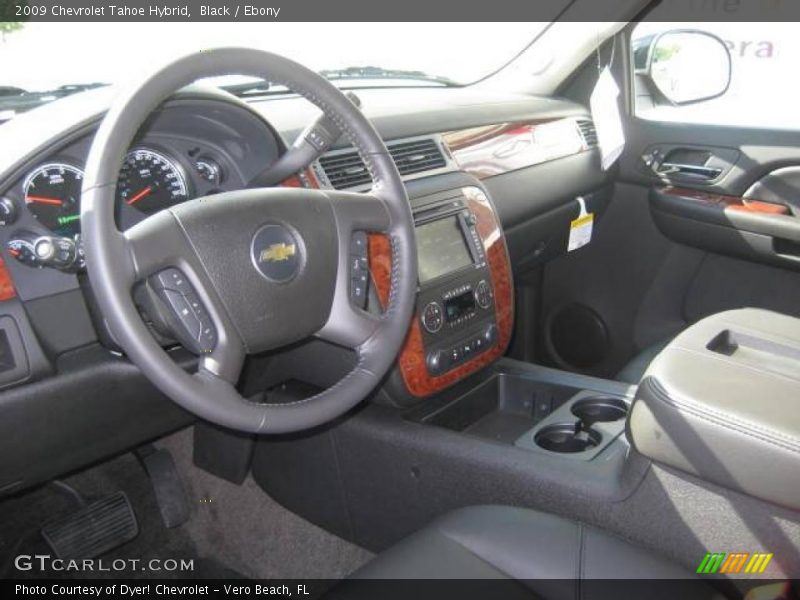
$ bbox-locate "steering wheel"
[81,48,417,434]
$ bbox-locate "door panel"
[539,183,800,378]
[535,32,800,378]
[745,166,800,215]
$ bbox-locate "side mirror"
[634,29,732,105]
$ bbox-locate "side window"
[631,22,799,131]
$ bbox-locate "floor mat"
[0,427,372,580]
[0,451,219,579]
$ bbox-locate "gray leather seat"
[616,337,673,384]
[346,506,721,599]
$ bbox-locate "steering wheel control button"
[421,301,444,333]
[155,268,190,292]
[152,268,217,354]
[349,231,369,309]
[475,280,493,309]
[350,230,367,255]
[251,224,303,283]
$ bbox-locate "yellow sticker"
[568,213,594,252]
[571,214,594,229]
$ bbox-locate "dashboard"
[0,84,607,371]
[0,83,609,492]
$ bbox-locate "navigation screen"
[416,216,473,283]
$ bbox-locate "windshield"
[0,22,546,117]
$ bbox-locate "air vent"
[318,137,447,190]
[318,151,371,190]
[577,119,598,149]
[389,138,447,176]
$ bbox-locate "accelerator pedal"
[41,491,138,559]
[136,445,190,529]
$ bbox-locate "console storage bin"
[628,308,800,511]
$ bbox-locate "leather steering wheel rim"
[81,48,416,434]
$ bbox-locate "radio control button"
[421,301,444,333]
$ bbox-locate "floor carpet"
[0,426,372,580]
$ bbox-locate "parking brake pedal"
[41,491,138,559]
[136,446,190,529]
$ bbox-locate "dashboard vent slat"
[577,119,598,149]
[318,137,447,189]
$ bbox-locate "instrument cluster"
[0,95,283,304]
[21,147,225,234]
[2,145,227,272]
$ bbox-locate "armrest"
[628,308,800,511]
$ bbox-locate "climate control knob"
[475,280,493,309]
[421,301,444,333]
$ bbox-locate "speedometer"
[23,163,84,236]
[117,148,190,213]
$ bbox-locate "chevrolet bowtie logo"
[259,243,296,263]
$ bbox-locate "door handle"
[657,162,723,180]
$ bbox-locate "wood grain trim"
[662,186,790,216]
[0,254,16,302]
[368,234,392,306]
[279,168,321,189]
[442,118,589,180]
[368,187,513,398]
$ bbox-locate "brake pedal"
[136,446,190,529]
[41,491,138,559]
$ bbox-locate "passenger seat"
[341,505,723,599]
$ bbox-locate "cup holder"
[534,423,602,453]
[571,396,628,426]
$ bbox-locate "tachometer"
[23,163,84,235]
[117,148,190,213]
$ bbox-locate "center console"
[628,308,800,512]
[407,362,632,462]
[369,183,513,398]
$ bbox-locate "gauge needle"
[26,195,63,206]
[127,186,152,205]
